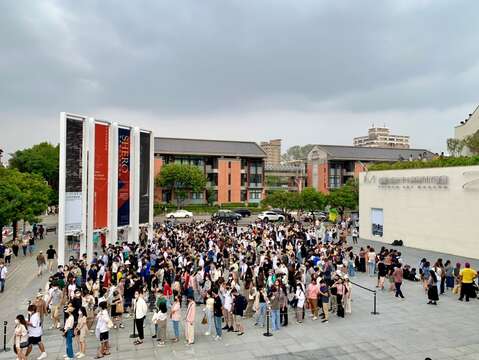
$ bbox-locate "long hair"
[429,270,437,283]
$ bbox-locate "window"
[249,190,262,200]
[228,190,231,202]
[241,190,247,202]
[228,161,231,169]
[228,174,231,185]
[192,192,204,200]
[207,173,218,186]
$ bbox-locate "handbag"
[20,341,29,349]
[116,303,124,314]
[201,314,208,325]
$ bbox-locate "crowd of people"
[9,217,479,359]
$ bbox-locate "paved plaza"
[0,220,478,360]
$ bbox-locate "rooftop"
[310,144,435,162]
[154,137,266,158]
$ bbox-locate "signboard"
[65,118,83,233]
[139,132,150,224]
[93,123,109,229]
[118,128,131,227]
[371,208,384,237]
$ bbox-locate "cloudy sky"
[1,0,477,158]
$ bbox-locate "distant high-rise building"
[260,139,282,166]
[354,126,410,149]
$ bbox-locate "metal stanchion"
[129,315,137,339]
[371,291,379,315]
[263,308,273,337]
[1,321,10,352]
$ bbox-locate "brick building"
[154,137,266,205]
[307,145,434,193]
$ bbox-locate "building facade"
[455,105,479,155]
[359,166,479,259]
[307,145,434,193]
[260,139,282,166]
[154,137,266,205]
[264,163,306,194]
[354,127,410,149]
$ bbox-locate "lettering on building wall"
[363,174,450,190]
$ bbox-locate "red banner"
[94,123,109,229]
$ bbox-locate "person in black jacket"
[213,291,223,340]
[232,289,246,336]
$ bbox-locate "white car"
[257,211,285,222]
[166,209,193,219]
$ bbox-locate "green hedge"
[368,156,479,171]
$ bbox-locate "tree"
[327,178,359,219]
[446,138,465,157]
[262,190,294,210]
[9,142,59,204]
[155,163,207,207]
[0,168,52,242]
[281,144,315,163]
[463,130,479,155]
[299,188,327,212]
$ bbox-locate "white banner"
[65,192,82,233]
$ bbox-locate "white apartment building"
[354,127,410,149]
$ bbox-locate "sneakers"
[77,353,86,359]
[322,319,328,323]
[214,336,222,341]
[37,352,48,360]
[204,332,210,336]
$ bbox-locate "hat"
[36,292,43,298]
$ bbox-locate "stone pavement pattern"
[1,228,479,359]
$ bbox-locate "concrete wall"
[359,166,479,259]
[455,109,479,155]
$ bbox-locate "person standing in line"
[95,301,111,358]
[444,260,455,292]
[393,264,405,299]
[12,238,19,257]
[36,251,47,277]
[63,304,75,360]
[133,290,148,345]
[185,296,196,345]
[232,288,246,336]
[170,295,181,342]
[47,282,62,329]
[28,233,35,256]
[427,270,439,305]
[213,291,223,341]
[318,280,330,323]
[155,301,168,347]
[46,245,56,274]
[75,307,88,359]
[294,283,305,324]
[254,287,268,327]
[269,286,281,332]
[14,314,29,360]
[367,248,376,277]
[0,261,7,293]
[204,292,214,336]
[459,263,477,302]
[25,304,48,360]
[306,278,319,320]
[351,227,359,244]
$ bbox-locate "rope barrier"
[348,280,379,315]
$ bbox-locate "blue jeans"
[172,320,180,338]
[348,263,356,277]
[0,279,5,292]
[271,309,281,331]
[214,316,222,337]
[66,329,74,358]
[256,303,267,326]
[205,309,213,334]
[368,262,375,276]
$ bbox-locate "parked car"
[301,211,328,222]
[212,210,242,222]
[234,208,251,217]
[165,209,193,219]
[257,211,285,222]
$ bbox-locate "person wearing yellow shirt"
[459,263,477,302]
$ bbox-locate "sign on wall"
[371,208,384,237]
[93,123,109,229]
[118,127,131,227]
[65,118,84,233]
[139,132,151,224]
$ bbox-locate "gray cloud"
[1,0,478,157]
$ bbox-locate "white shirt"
[0,266,7,280]
[134,297,148,319]
[28,312,43,337]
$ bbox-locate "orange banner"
[94,123,109,229]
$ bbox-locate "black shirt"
[47,248,56,260]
